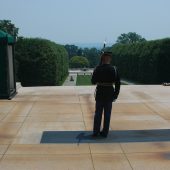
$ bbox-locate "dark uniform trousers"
[93,101,112,136]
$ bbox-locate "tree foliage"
[83,48,100,67]
[70,56,89,68]
[111,38,170,84]
[116,32,146,44]
[65,44,100,68]
[64,45,79,59]
[15,38,69,86]
[0,20,19,37]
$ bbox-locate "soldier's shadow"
[41,129,170,144]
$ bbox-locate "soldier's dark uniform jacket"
[91,64,121,102]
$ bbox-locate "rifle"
[99,41,107,65]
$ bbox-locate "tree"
[77,48,83,56]
[116,32,146,44]
[0,20,19,37]
[64,44,100,68]
[83,48,100,67]
[70,56,89,68]
[64,44,79,59]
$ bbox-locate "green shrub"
[15,38,68,86]
[111,39,170,84]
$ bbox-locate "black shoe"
[100,131,108,138]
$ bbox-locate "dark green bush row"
[111,39,170,84]
[15,38,69,86]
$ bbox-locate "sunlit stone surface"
[0,85,170,170]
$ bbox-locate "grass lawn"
[76,75,130,85]
[76,75,92,86]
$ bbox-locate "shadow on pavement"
[41,129,170,144]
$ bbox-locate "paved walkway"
[69,69,93,75]
[0,85,170,169]
[63,69,93,86]
[63,74,77,86]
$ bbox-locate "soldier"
[91,52,120,138]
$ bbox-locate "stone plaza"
[0,85,170,169]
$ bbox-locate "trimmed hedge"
[15,38,68,86]
[111,39,170,84]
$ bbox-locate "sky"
[0,0,170,45]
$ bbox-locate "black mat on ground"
[40,129,170,144]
